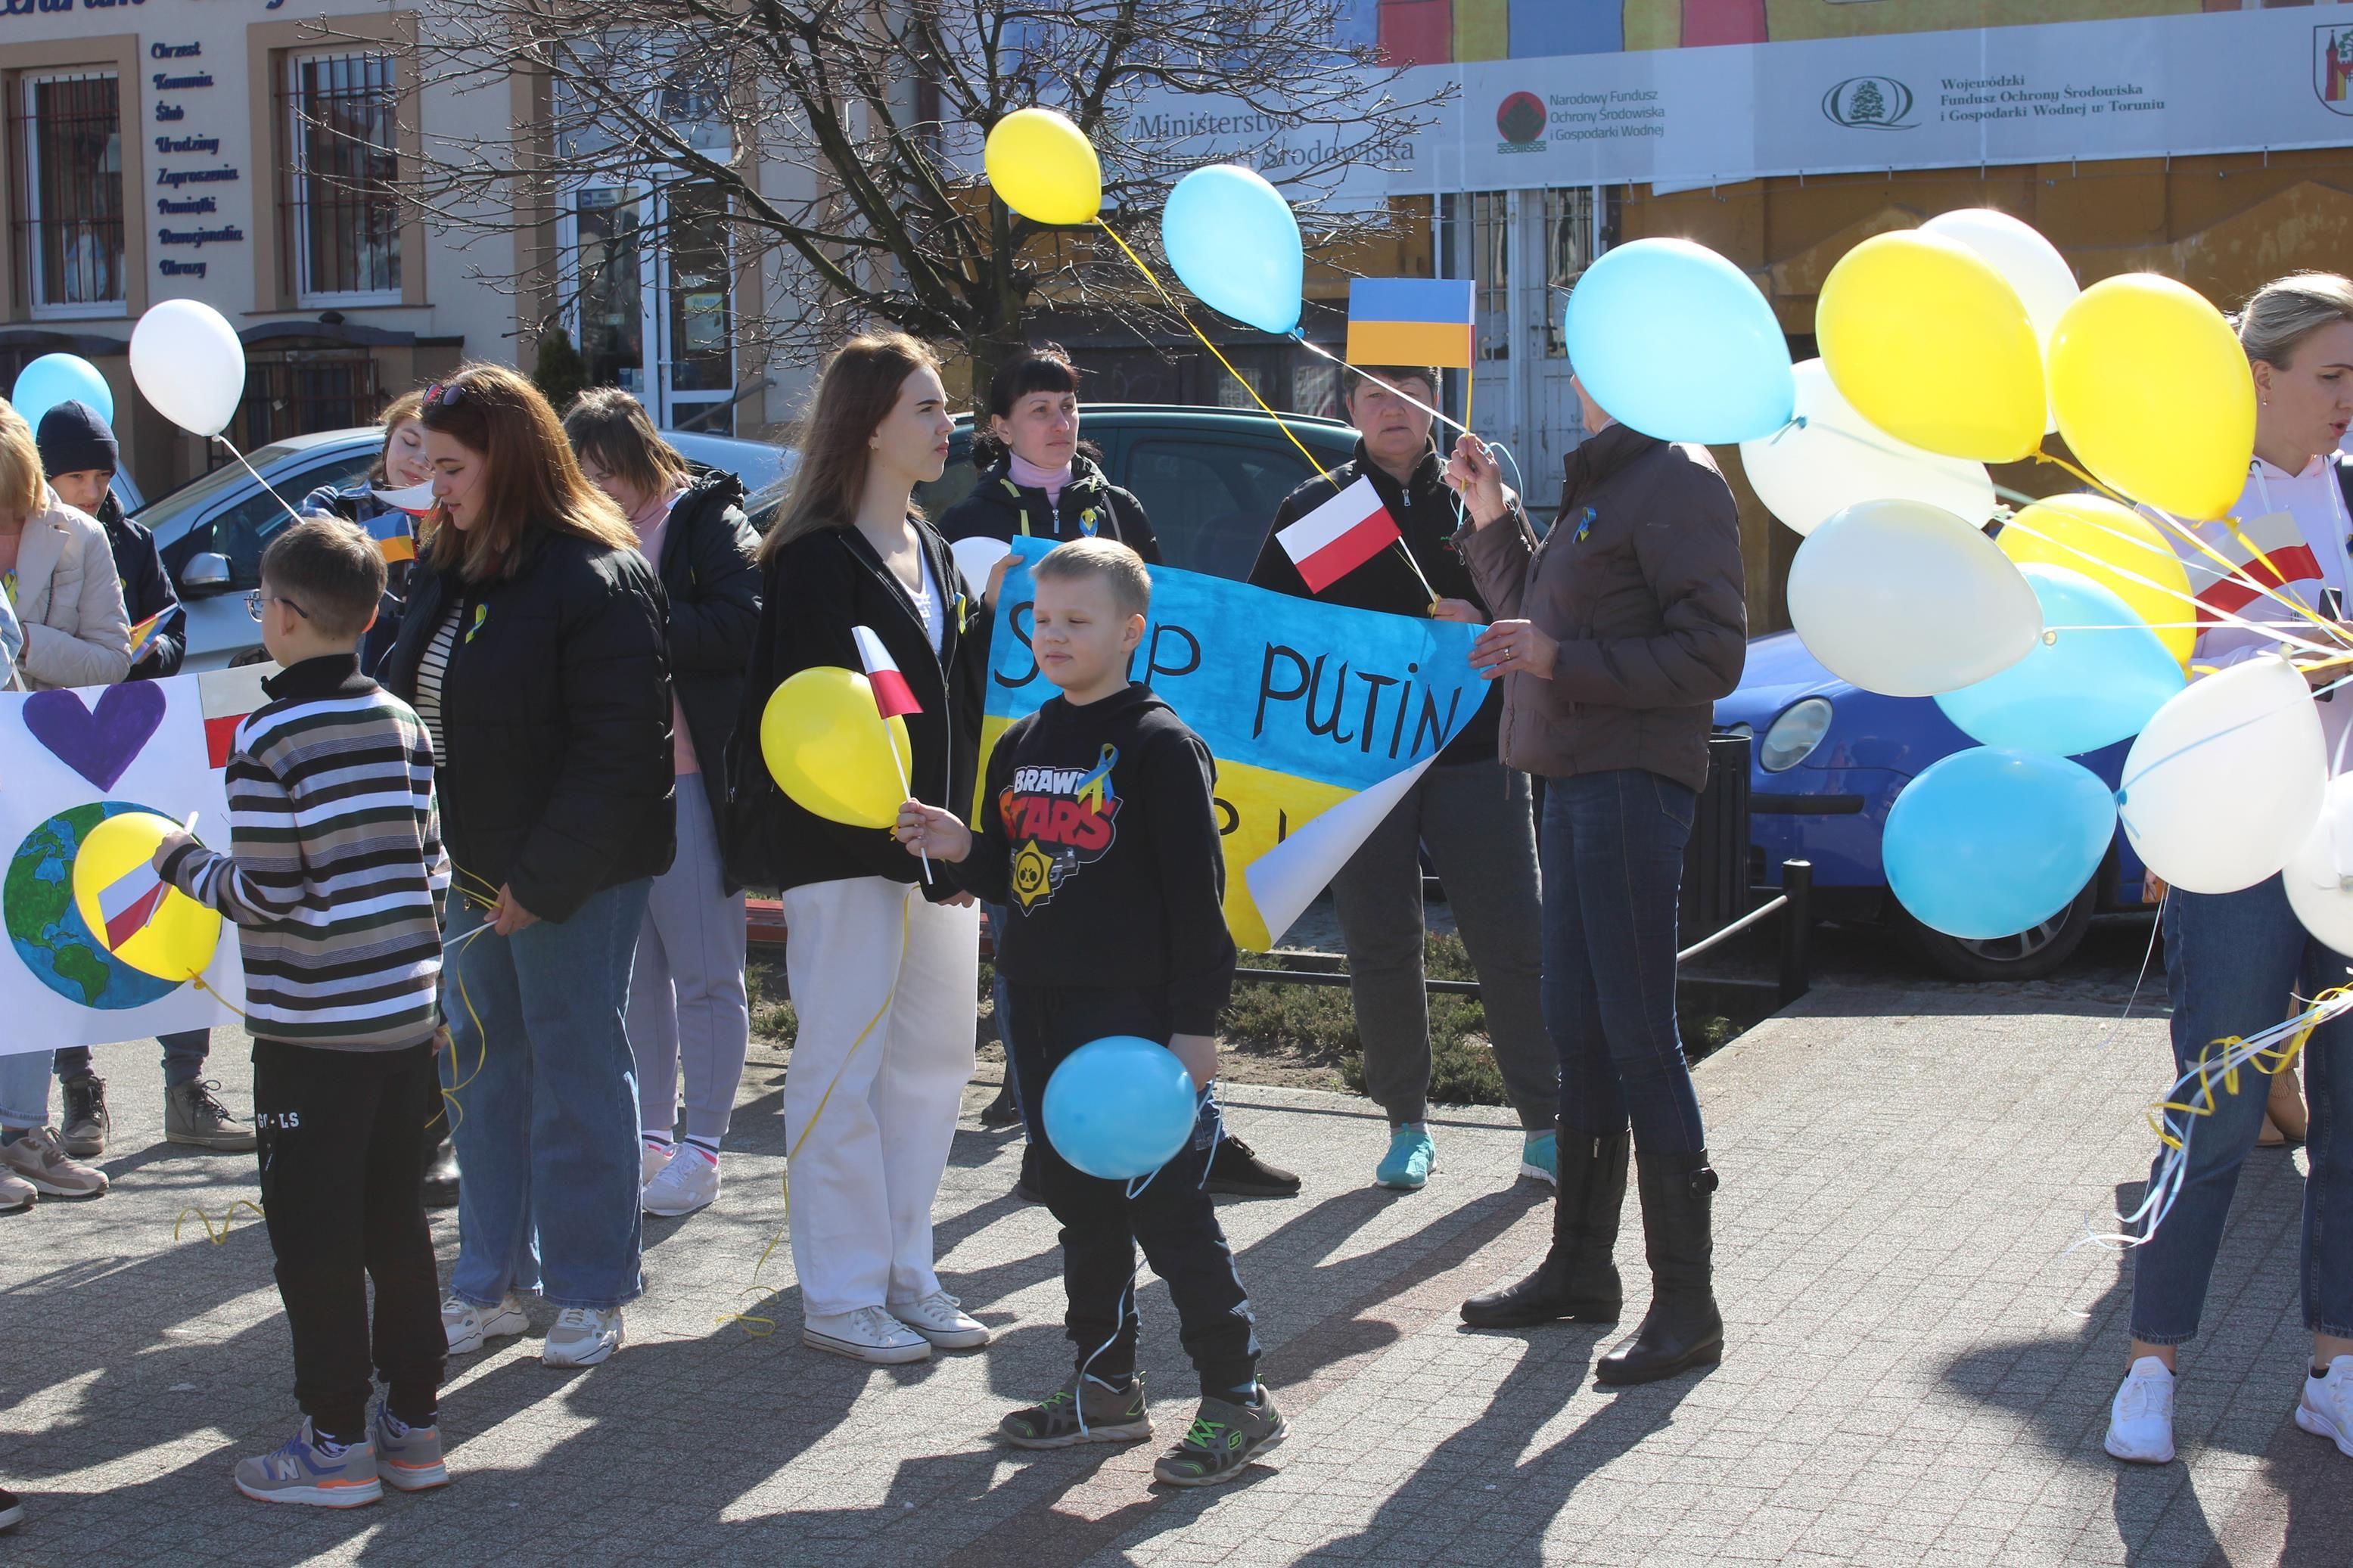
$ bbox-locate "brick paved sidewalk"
[2,978,2346,1566]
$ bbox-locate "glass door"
[569,182,734,431]
[573,186,651,398]
[655,184,734,434]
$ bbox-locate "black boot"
[421,1113,460,1210]
[1596,1150,1722,1385]
[978,1080,1023,1129]
[1460,1132,1627,1327]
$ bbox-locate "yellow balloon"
[760,668,915,831]
[2047,275,2255,523]
[1817,231,2046,463]
[1997,494,2196,668]
[984,107,1102,226]
[70,810,222,983]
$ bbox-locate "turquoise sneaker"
[1520,1131,1559,1187]
[1376,1122,1435,1190]
[232,1419,382,1508]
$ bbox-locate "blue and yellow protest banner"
[980,537,1491,949]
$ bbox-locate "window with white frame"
[284,51,401,303]
[15,72,125,315]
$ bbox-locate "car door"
[173,450,382,669]
[1121,436,1338,581]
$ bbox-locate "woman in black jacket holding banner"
[380,364,673,1371]
[728,332,991,1366]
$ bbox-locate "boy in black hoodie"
[896,538,1281,1489]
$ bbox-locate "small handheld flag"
[853,625,930,881]
[1277,476,1406,595]
[127,610,165,663]
[97,860,170,952]
[1346,278,1477,371]
[852,626,923,719]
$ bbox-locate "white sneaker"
[641,1141,671,1188]
[542,1306,624,1368]
[2106,1356,2177,1464]
[2296,1355,2353,1458]
[443,1292,530,1354]
[804,1304,932,1365]
[0,1168,33,1213]
[888,1289,992,1350]
[642,1147,720,1218]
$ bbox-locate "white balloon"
[950,534,1014,594]
[1920,209,2078,433]
[129,298,246,438]
[1785,498,2041,697]
[2118,654,2327,896]
[2284,775,2353,957]
[1739,360,1996,536]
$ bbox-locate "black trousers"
[251,1039,446,1439]
[1007,984,1259,1397]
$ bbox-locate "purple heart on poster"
[22,683,169,791]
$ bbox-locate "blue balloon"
[1161,165,1302,337]
[1562,238,1795,444]
[1883,747,2115,940]
[1935,564,2184,756]
[11,353,113,431]
[1042,1035,1198,1181]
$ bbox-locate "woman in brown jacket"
[1446,374,1747,1386]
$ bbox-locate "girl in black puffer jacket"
[937,344,1158,563]
[379,363,673,1365]
[563,388,760,1220]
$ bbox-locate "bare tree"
[360,0,1444,403]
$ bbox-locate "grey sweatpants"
[630,782,752,1145]
[1329,757,1554,1130]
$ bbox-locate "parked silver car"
[143,427,792,669]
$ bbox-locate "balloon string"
[174,1198,266,1244]
[214,434,314,532]
[1292,334,1472,438]
[1090,219,1332,484]
[719,892,912,1330]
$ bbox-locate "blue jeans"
[2131,875,2353,1345]
[1539,768,1707,1156]
[442,879,651,1312]
[54,1030,211,1088]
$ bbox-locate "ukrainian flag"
[1345,278,1476,370]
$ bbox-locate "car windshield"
[132,441,317,519]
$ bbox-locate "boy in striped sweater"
[153,518,453,1509]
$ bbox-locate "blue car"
[1714,630,2154,980]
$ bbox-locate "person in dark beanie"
[36,400,250,1161]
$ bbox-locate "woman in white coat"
[0,400,129,691]
[0,398,126,1203]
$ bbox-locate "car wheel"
[1898,880,2098,983]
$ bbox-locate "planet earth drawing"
[5,800,181,1011]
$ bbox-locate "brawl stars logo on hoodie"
[999,744,1121,911]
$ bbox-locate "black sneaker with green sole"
[1152,1386,1286,1486]
[999,1373,1152,1448]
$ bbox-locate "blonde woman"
[2106,272,2353,1467]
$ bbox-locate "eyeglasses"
[421,380,465,409]
[247,590,311,623]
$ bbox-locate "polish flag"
[852,626,922,719]
[1276,475,1402,594]
[2187,510,2325,625]
[98,861,169,952]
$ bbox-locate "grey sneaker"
[166,1080,256,1151]
[1,1128,107,1198]
[542,1306,623,1368]
[1152,1386,1286,1487]
[999,1373,1152,1448]
[371,1404,449,1491]
[0,1167,33,1214]
[232,1418,382,1508]
[58,1073,107,1157]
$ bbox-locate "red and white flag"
[97,861,169,952]
[852,626,922,719]
[1276,475,1402,594]
[2187,510,2324,626]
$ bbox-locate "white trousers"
[779,876,979,1318]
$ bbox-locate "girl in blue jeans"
[378,365,675,1371]
[2106,272,2353,1467]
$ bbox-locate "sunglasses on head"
[421,380,466,409]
